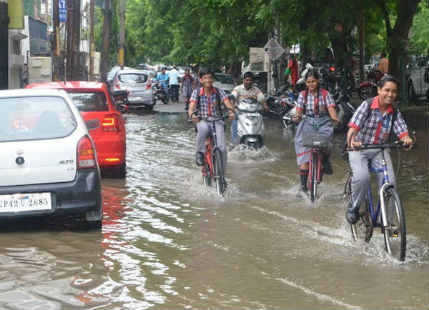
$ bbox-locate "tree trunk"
[387,0,421,79]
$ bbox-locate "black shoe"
[346,203,360,224]
[196,152,204,166]
[322,157,333,175]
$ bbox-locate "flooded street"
[0,110,427,309]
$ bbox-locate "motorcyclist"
[188,69,235,173]
[155,67,170,102]
[345,75,413,224]
[293,69,339,193]
[230,72,267,144]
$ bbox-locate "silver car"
[214,73,235,94]
[111,68,155,110]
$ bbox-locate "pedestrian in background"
[181,68,194,111]
[168,66,180,103]
[378,52,389,74]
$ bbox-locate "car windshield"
[67,91,108,112]
[118,73,148,84]
[215,74,233,84]
[0,96,77,142]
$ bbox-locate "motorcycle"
[152,81,168,105]
[112,90,129,113]
[332,83,356,132]
[236,98,264,149]
[359,68,384,100]
[266,90,297,131]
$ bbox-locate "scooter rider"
[188,69,235,170]
[156,67,170,102]
[293,69,339,192]
[345,75,413,224]
[231,72,267,144]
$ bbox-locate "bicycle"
[192,113,227,196]
[344,142,407,261]
[302,131,330,202]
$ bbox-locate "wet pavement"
[0,105,427,309]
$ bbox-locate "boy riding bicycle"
[188,69,235,172]
[346,75,413,224]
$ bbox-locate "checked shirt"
[348,97,408,145]
[190,87,228,118]
[296,89,335,117]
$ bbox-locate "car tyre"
[112,162,126,178]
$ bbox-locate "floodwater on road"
[0,110,427,309]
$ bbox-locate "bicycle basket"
[302,132,330,148]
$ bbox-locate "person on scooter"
[188,69,235,172]
[293,69,340,193]
[345,75,412,224]
[156,67,170,103]
[230,72,267,144]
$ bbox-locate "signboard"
[8,0,24,29]
[59,0,67,23]
[264,38,285,60]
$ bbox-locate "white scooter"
[236,98,264,149]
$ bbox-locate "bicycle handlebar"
[347,141,408,152]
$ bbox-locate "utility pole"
[53,0,60,80]
[89,0,94,80]
[65,0,81,81]
[100,0,111,82]
[0,0,7,89]
[119,0,126,69]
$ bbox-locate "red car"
[26,81,127,178]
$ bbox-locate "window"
[67,92,108,112]
[118,73,148,84]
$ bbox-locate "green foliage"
[409,1,429,55]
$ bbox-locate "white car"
[0,89,102,228]
[214,73,235,94]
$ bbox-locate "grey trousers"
[348,148,396,211]
[196,120,227,173]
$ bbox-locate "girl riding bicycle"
[293,69,339,193]
[345,74,413,224]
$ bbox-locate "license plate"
[0,193,52,213]
[133,96,143,101]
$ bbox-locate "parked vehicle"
[110,68,155,110]
[331,83,356,133]
[359,68,384,101]
[214,73,235,94]
[26,82,127,178]
[406,56,429,103]
[0,89,102,228]
[236,98,264,148]
[266,90,297,131]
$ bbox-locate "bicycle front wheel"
[310,153,318,202]
[382,189,406,261]
[213,148,225,196]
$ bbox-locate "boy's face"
[200,74,214,88]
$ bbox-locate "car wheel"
[112,162,126,178]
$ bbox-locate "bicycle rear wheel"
[345,174,373,242]
[310,153,318,202]
[382,189,406,261]
[213,149,225,196]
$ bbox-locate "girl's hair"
[378,74,399,88]
[305,69,320,81]
[304,69,320,104]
